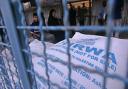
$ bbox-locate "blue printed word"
[70,43,117,65]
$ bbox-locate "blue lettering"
[69,43,116,65]
[102,52,116,64]
[86,47,103,56]
[92,78,102,88]
[73,44,85,51]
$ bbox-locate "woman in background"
[48,9,60,26]
[48,9,64,43]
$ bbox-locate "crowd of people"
[69,3,88,26]
[30,9,64,43]
[29,3,88,43]
[0,0,125,44]
[97,0,124,37]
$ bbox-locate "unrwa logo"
[71,43,117,65]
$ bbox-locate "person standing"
[68,3,76,37]
[98,0,107,25]
[48,9,60,26]
[96,1,107,36]
[69,3,77,26]
[30,12,46,40]
[30,13,40,40]
[112,0,124,37]
[48,9,64,43]
[77,3,87,25]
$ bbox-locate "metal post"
[0,0,31,89]
[12,0,37,88]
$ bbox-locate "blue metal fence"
[0,0,128,89]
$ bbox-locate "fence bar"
[35,0,50,89]
[16,26,128,32]
[62,0,72,89]
[103,0,115,89]
[0,0,31,89]
[15,0,38,88]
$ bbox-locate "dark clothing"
[48,16,60,26]
[77,7,87,25]
[69,8,77,26]
[30,12,46,40]
[48,16,64,43]
[98,6,107,25]
[41,12,46,26]
[98,19,104,25]
[97,5,107,36]
[68,7,76,37]
[0,29,4,42]
[30,22,39,32]
[112,0,124,19]
[0,12,5,42]
[30,21,41,40]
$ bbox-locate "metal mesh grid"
[0,0,128,89]
[0,31,23,89]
